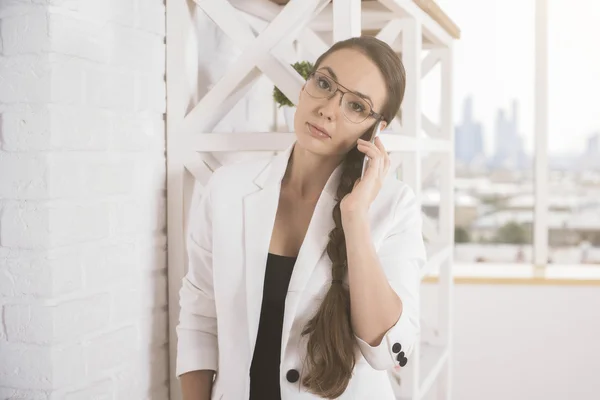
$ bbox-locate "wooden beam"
[421,49,442,78]
[333,0,361,41]
[422,114,442,138]
[375,19,404,46]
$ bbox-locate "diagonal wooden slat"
[422,114,442,138]
[199,0,303,104]
[389,118,404,134]
[183,0,326,135]
[421,244,452,278]
[375,19,404,46]
[418,346,450,399]
[389,152,404,172]
[421,48,442,78]
[378,0,454,47]
[422,213,441,243]
[297,27,330,60]
[180,67,263,136]
[422,154,442,182]
[199,152,223,173]
[182,152,213,185]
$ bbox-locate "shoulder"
[379,176,419,211]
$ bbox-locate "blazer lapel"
[280,164,342,358]
[243,144,294,355]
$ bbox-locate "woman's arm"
[177,174,220,393]
[340,137,425,370]
[343,212,403,346]
[180,370,215,400]
[343,187,425,370]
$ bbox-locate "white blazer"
[176,142,426,399]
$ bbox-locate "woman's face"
[294,48,389,157]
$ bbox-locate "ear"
[299,84,305,103]
[379,120,388,131]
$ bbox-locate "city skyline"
[455,95,599,168]
[432,0,600,156]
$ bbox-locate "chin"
[293,134,330,155]
[297,136,350,162]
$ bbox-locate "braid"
[301,147,364,398]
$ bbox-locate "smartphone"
[360,120,383,178]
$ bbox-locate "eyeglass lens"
[305,72,372,123]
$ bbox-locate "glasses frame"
[305,71,384,124]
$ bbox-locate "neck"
[282,143,343,200]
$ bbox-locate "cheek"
[335,121,369,150]
[295,93,315,116]
[337,120,369,142]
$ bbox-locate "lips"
[307,123,331,138]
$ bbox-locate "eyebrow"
[317,66,374,106]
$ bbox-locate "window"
[547,0,600,265]
[431,0,536,264]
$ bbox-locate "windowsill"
[423,262,600,285]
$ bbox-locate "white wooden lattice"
[166,1,457,399]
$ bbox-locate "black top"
[249,252,296,400]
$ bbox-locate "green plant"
[494,222,530,244]
[454,226,471,243]
[273,61,314,107]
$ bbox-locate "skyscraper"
[585,132,599,157]
[492,99,527,169]
[455,96,484,166]
[580,131,600,171]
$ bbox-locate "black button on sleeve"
[286,369,300,383]
[396,351,408,367]
[392,343,402,353]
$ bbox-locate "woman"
[177,36,426,400]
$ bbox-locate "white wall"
[0,1,168,398]
[421,283,600,400]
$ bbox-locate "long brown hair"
[300,36,407,398]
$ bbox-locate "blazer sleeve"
[355,185,427,370]
[176,175,219,377]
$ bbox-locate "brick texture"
[0,0,167,397]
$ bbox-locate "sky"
[426,0,600,156]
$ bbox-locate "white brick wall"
[0,0,168,398]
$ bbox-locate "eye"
[349,102,365,113]
[317,77,332,90]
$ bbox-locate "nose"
[317,91,342,121]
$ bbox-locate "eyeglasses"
[304,71,383,124]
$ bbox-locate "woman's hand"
[340,136,390,221]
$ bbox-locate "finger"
[357,146,382,176]
[374,136,386,153]
[357,144,382,180]
[365,156,381,181]
[357,140,382,161]
[357,143,383,177]
[358,138,381,152]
